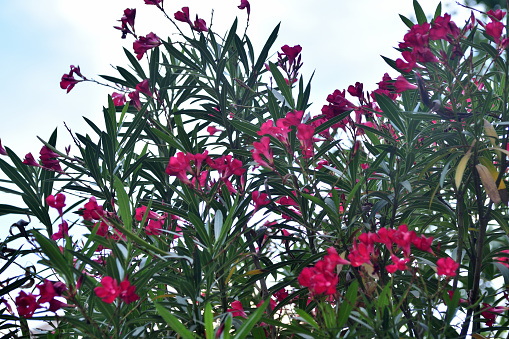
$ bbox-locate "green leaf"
[375,93,405,135]
[230,120,260,138]
[399,14,415,29]
[413,0,427,24]
[155,303,197,339]
[204,303,214,339]
[268,62,295,109]
[235,299,270,339]
[337,280,358,328]
[113,176,132,231]
[296,309,319,329]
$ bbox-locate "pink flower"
[46,193,66,217]
[144,0,162,6]
[119,278,139,304]
[252,191,270,212]
[15,291,40,318]
[429,14,460,41]
[193,17,208,32]
[146,218,164,236]
[37,280,58,304]
[136,79,152,97]
[238,0,250,20]
[348,82,364,99]
[385,255,410,273]
[0,139,7,156]
[412,234,434,254]
[496,249,509,268]
[280,45,302,66]
[174,7,192,25]
[51,221,69,241]
[228,300,247,318]
[60,73,80,93]
[48,299,70,312]
[251,137,274,169]
[488,9,506,21]
[486,21,505,44]
[394,76,417,93]
[80,197,104,221]
[95,276,121,303]
[133,32,161,60]
[114,8,136,39]
[481,303,506,327]
[39,146,63,172]
[112,92,126,106]
[207,126,221,135]
[436,257,459,277]
[22,153,39,167]
[60,65,84,93]
[273,288,288,302]
[128,90,141,110]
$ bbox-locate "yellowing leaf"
[245,269,265,275]
[476,164,501,204]
[455,152,472,188]
[479,156,506,189]
[483,119,498,147]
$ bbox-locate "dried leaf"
[476,164,501,204]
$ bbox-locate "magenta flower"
[119,278,140,304]
[22,153,39,167]
[39,146,63,172]
[133,32,161,60]
[394,75,417,93]
[193,17,208,32]
[46,193,66,217]
[252,191,270,212]
[136,79,152,97]
[60,73,80,93]
[80,196,104,221]
[280,45,302,66]
[144,0,162,6]
[207,126,221,135]
[227,300,247,318]
[15,291,40,318]
[436,257,459,277]
[0,139,7,156]
[252,136,274,169]
[238,0,251,20]
[487,9,506,21]
[60,65,85,93]
[51,221,69,241]
[112,92,126,106]
[174,7,192,25]
[114,8,136,38]
[486,21,505,44]
[94,276,121,303]
[128,90,141,110]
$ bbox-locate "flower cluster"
[253,110,316,163]
[94,276,139,304]
[166,151,245,194]
[133,32,161,60]
[23,145,64,173]
[174,7,208,33]
[298,247,349,296]
[15,280,69,318]
[114,8,136,39]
